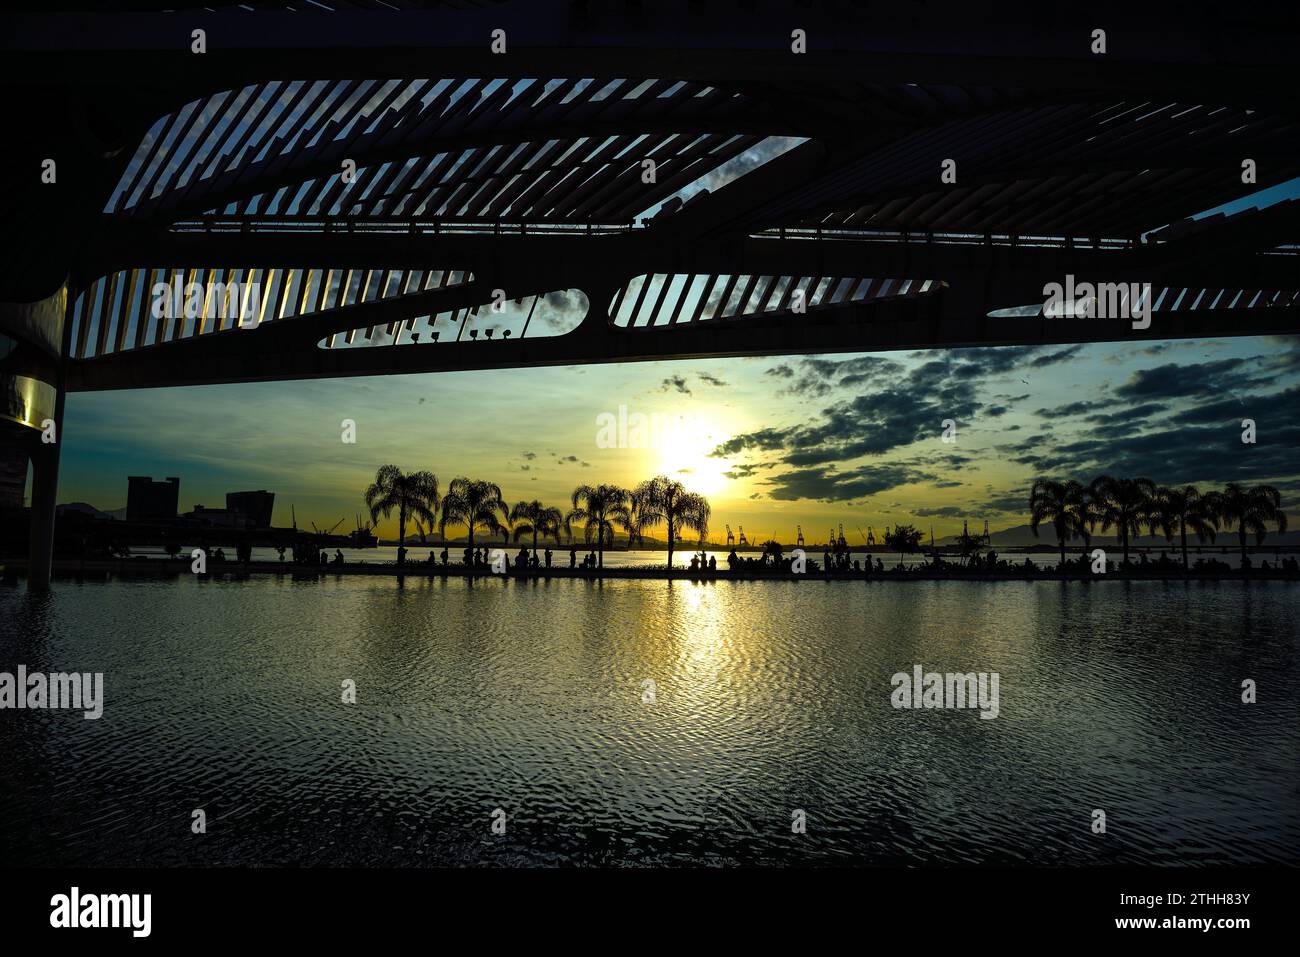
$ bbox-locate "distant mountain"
[55,502,118,520]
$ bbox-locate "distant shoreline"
[4,558,1297,584]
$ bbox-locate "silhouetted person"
[440,547,448,565]
[708,555,717,572]
[463,547,472,566]
[569,548,577,568]
[545,549,553,568]
[332,549,344,566]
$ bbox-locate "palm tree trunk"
[1122,527,1129,565]
[598,522,605,570]
[1059,537,1066,569]
[667,517,675,570]
[1180,520,1188,570]
[398,506,407,565]
[1239,526,1247,566]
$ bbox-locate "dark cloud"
[1083,403,1167,426]
[761,464,935,503]
[1036,401,1094,417]
[722,462,767,479]
[1029,345,1084,367]
[661,375,692,395]
[712,428,788,457]
[1115,358,1275,402]
[698,372,728,387]
[914,505,967,518]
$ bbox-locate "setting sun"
[654,415,732,496]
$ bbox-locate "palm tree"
[1028,478,1088,568]
[567,484,630,570]
[632,475,711,569]
[1089,475,1157,566]
[364,465,439,566]
[510,500,564,554]
[1153,485,1218,570]
[622,482,658,550]
[439,478,507,558]
[1207,482,1288,566]
[1069,484,1098,560]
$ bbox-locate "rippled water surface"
[2,577,1296,866]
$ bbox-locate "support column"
[27,439,59,591]
[1,282,69,591]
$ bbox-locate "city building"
[126,476,179,522]
[226,490,275,529]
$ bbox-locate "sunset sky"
[54,333,1300,541]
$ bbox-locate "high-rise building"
[126,476,179,522]
[226,489,275,529]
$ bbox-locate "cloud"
[661,375,692,395]
[1115,358,1275,402]
[761,463,935,503]
[1029,345,1084,367]
[698,372,728,387]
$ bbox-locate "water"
[2,576,1296,866]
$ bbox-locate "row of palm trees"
[1028,476,1289,569]
[364,466,710,568]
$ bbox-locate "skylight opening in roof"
[612,134,651,161]
[560,78,595,105]
[633,135,808,221]
[623,79,657,100]
[499,79,536,112]
[1143,175,1300,239]
[588,79,626,102]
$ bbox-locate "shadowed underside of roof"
[1,2,1296,389]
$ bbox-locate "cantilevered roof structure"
[2,0,1298,399]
